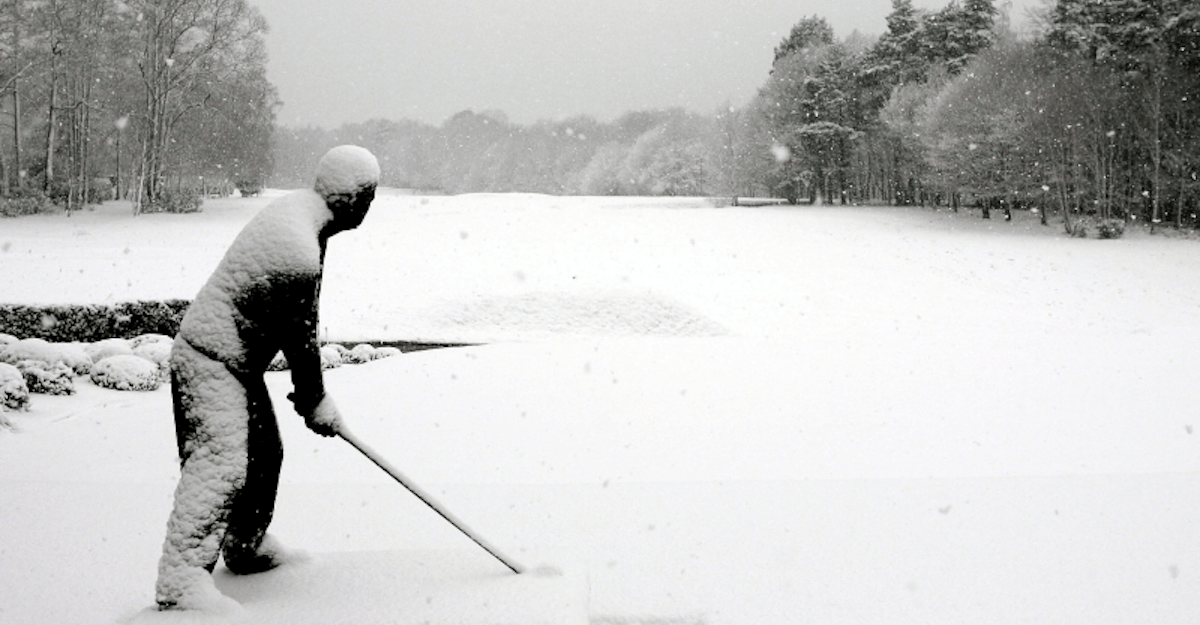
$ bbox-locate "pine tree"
[772,16,834,65]
[871,0,925,84]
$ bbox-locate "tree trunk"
[10,1,22,193]
[43,62,58,198]
[12,85,22,191]
[1151,61,1162,230]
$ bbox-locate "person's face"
[343,185,375,230]
[328,185,375,233]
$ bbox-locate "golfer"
[155,145,379,610]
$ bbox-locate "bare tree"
[127,0,267,212]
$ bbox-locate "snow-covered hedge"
[90,355,162,392]
[0,363,30,412]
[0,300,189,344]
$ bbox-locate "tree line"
[0,0,277,214]
[276,0,1199,230]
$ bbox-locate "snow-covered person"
[155,145,380,611]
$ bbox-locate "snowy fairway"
[2,193,1200,624]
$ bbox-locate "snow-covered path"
[2,193,1200,624]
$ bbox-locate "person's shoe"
[224,534,308,575]
[156,566,242,613]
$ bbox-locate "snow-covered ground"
[2,193,1200,624]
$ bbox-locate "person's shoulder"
[229,191,325,273]
[259,188,324,215]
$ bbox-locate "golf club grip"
[336,427,524,574]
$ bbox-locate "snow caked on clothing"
[155,145,379,611]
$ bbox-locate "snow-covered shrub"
[85,338,133,363]
[145,188,202,214]
[17,360,75,395]
[133,341,172,382]
[1095,219,1126,239]
[130,333,173,349]
[0,189,50,217]
[319,345,343,370]
[90,355,162,391]
[235,180,263,197]
[0,363,30,412]
[345,343,376,364]
[267,351,289,371]
[1066,217,1125,239]
[1,338,61,366]
[57,343,93,376]
[1066,217,1092,238]
[373,346,402,360]
[0,338,92,376]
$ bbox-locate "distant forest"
[274,0,1200,228]
[1,0,1195,228]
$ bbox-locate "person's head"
[314,145,380,234]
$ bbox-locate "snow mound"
[313,145,380,197]
[0,333,16,345]
[90,355,162,391]
[0,362,30,412]
[85,337,134,362]
[16,360,75,396]
[422,292,726,341]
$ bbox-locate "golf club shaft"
[336,426,524,574]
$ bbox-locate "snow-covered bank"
[2,194,1200,624]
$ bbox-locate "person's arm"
[278,273,340,436]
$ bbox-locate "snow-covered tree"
[772,15,835,65]
[1047,0,1200,225]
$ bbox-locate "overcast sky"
[249,0,1038,129]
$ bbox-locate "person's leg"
[155,339,249,610]
[222,374,288,574]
